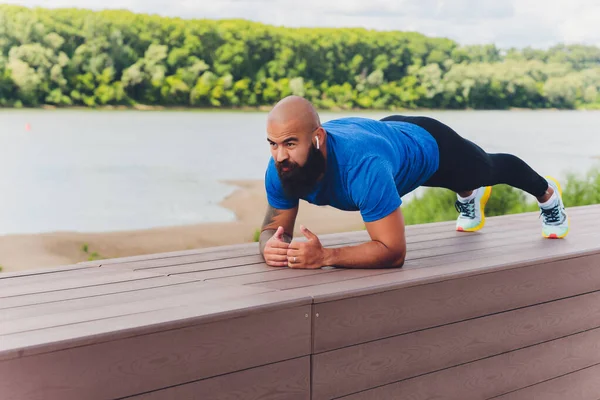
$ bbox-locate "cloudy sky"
[3,0,600,49]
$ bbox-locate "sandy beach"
[0,180,366,273]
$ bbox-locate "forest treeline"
[1,5,599,109]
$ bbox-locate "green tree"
[0,4,599,110]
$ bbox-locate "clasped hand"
[262,225,325,269]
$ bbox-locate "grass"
[81,243,103,261]
[253,228,261,242]
[403,166,600,226]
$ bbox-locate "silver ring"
[293,257,297,263]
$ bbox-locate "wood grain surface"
[312,290,600,399]
[339,327,600,400]
[311,252,600,352]
[491,363,600,400]
[0,305,311,400]
[127,357,310,400]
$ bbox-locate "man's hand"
[259,204,298,266]
[303,208,406,270]
[263,226,291,267]
[287,225,325,269]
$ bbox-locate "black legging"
[380,115,548,197]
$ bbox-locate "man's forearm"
[323,240,405,269]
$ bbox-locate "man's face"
[267,124,326,198]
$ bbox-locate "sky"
[3,0,600,49]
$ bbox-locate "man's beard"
[277,145,326,199]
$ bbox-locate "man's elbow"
[388,248,406,268]
[373,240,405,268]
[391,255,405,268]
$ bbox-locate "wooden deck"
[2,204,600,400]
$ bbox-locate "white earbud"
[316,137,320,150]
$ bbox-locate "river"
[1,109,598,234]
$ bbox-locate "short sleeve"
[264,158,299,210]
[348,156,402,222]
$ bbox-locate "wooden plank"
[400,219,535,245]
[128,356,311,400]
[339,327,600,400]
[94,241,260,265]
[326,213,559,250]
[93,206,596,276]
[0,305,311,400]
[491,363,600,400]
[327,214,520,244]
[315,214,538,249]
[0,279,250,322]
[115,237,367,274]
[105,247,264,270]
[144,254,266,274]
[0,269,163,298]
[166,207,598,276]
[209,223,560,287]
[146,213,590,278]
[0,264,98,280]
[158,220,548,278]
[143,225,535,276]
[312,290,600,399]
[254,219,598,291]
[406,223,544,251]
[312,252,600,353]
[271,229,600,303]
[247,223,598,292]
[97,234,369,269]
[0,282,276,335]
[0,266,139,289]
[0,290,312,360]
[0,275,202,309]
[405,224,593,268]
[178,264,338,284]
[247,245,540,291]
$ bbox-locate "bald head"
[267,96,321,137]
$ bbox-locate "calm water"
[1,109,599,235]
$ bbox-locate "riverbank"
[0,180,365,273]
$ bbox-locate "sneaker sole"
[457,186,493,232]
[542,176,570,239]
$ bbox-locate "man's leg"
[380,115,569,237]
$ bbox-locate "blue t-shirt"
[265,117,440,222]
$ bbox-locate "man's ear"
[314,127,325,149]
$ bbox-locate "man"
[259,96,569,270]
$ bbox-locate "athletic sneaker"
[455,186,493,232]
[539,176,569,239]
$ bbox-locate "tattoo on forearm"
[262,205,281,228]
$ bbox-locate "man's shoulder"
[324,117,399,146]
[325,118,395,169]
